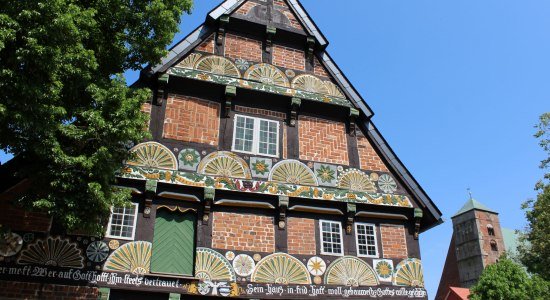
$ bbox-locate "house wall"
[0,281,98,300]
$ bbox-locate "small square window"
[106,203,139,240]
[232,114,279,157]
[320,220,344,256]
[355,223,379,258]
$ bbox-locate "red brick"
[287,218,316,255]
[196,34,215,53]
[224,34,262,62]
[357,132,389,172]
[298,115,349,165]
[380,224,408,258]
[212,212,275,253]
[272,45,305,71]
[235,1,258,15]
[162,94,220,146]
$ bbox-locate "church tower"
[435,198,504,299]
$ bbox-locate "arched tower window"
[487,224,495,236]
[490,240,498,251]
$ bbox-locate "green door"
[150,208,196,276]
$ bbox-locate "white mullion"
[252,117,260,154]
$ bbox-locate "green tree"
[469,257,549,300]
[519,113,550,280]
[0,0,192,234]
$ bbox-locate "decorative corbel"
[265,26,277,53]
[156,74,169,106]
[217,15,230,45]
[144,180,157,218]
[289,97,301,127]
[306,37,315,61]
[224,86,236,117]
[203,187,215,224]
[414,208,423,239]
[278,196,289,230]
[349,108,359,137]
[346,203,356,234]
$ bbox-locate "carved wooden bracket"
[349,108,359,136]
[306,36,315,61]
[156,74,169,105]
[278,196,289,230]
[203,187,215,224]
[289,97,301,127]
[144,180,158,218]
[414,208,423,239]
[346,203,356,234]
[265,26,276,53]
[225,86,236,117]
[217,15,230,45]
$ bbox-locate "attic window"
[232,114,279,157]
[490,240,498,251]
[487,224,495,236]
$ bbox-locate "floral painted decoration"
[316,165,336,183]
[180,149,200,167]
[252,159,269,175]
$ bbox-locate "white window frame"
[105,203,139,241]
[355,222,379,258]
[319,220,344,256]
[231,114,280,157]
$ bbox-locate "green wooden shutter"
[150,209,196,276]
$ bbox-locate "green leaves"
[0,0,192,234]
[470,258,549,300]
[518,113,550,280]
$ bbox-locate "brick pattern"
[299,116,349,165]
[235,1,258,15]
[0,281,98,300]
[380,224,408,258]
[280,10,303,30]
[273,45,305,71]
[357,132,389,172]
[314,57,330,78]
[141,102,151,130]
[234,105,286,120]
[0,198,51,232]
[163,94,220,146]
[212,212,275,253]
[475,211,505,267]
[196,34,215,53]
[224,34,263,62]
[273,0,287,7]
[287,217,316,255]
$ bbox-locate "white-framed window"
[320,220,344,256]
[105,203,139,240]
[232,114,279,157]
[355,223,379,258]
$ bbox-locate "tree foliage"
[519,113,550,280]
[469,257,549,300]
[0,0,192,234]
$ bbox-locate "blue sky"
[2,0,548,298]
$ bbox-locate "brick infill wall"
[380,224,408,258]
[0,281,98,300]
[287,217,316,255]
[212,212,275,253]
[163,94,220,146]
[299,115,349,165]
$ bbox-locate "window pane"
[356,224,377,256]
[321,221,342,255]
[108,204,138,239]
[259,120,278,155]
[234,116,254,152]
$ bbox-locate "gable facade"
[0,1,441,299]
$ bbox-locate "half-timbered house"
[0,1,442,299]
